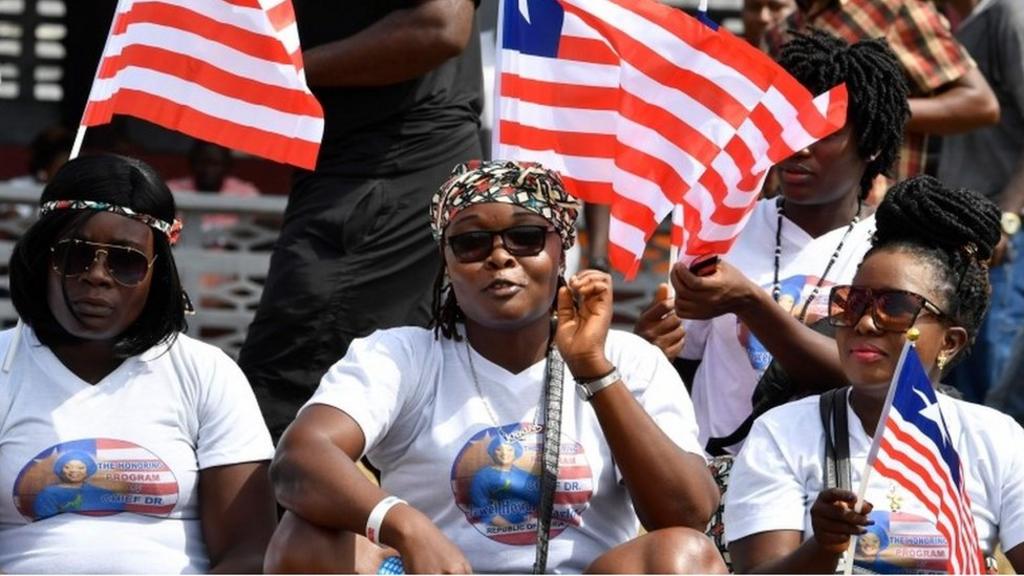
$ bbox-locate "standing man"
[240,1,483,439]
[764,0,999,183]
[936,0,1024,402]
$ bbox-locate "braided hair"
[867,175,1001,356]
[778,29,910,197]
[431,265,465,341]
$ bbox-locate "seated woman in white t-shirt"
[640,31,911,456]
[0,154,276,573]
[725,176,1024,573]
[266,160,725,574]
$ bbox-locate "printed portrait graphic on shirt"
[12,438,179,521]
[853,509,949,574]
[737,274,833,373]
[450,423,593,545]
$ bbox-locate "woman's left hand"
[555,270,615,378]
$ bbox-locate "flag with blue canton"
[864,342,984,574]
[494,0,849,278]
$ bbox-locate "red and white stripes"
[82,0,323,169]
[874,413,985,574]
[496,0,846,277]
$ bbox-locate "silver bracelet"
[575,367,621,401]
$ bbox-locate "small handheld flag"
[846,342,984,575]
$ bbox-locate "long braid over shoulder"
[868,175,1001,348]
[778,29,910,197]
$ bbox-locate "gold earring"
[937,354,949,371]
[905,327,921,342]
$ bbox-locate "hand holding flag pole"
[839,330,920,575]
[842,328,984,575]
[495,0,848,280]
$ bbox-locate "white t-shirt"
[682,199,876,453]
[306,326,704,574]
[724,392,1024,572]
[0,327,274,574]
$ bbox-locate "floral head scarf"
[429,160,580,251]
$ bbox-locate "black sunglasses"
[50,239,157,287]
[446,225,555,263]
[828,285,948,333]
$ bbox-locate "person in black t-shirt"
[239,0,484,440]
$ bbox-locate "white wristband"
[365,495,406,545]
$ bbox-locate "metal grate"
[0,0,65,102]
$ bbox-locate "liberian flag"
[82,0,323,169]
[861,343,985,574]
[495,0,847,278]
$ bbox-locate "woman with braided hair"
[658,29,911,457]
[267,160,724,574]
[725,175,1024,573]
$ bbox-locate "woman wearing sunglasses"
[723,176,1024,573]
[266,160,724,574]
[0,155,275,573]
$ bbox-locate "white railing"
[0,182,669,360]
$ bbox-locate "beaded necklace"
[772,198,863,323]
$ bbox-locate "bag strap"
[705,413,756,457]
[532,346,565,574]
[819,387,851,491]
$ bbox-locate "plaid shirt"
[765,0,974,179]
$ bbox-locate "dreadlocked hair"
[867,175,1000,357]
[430,263,465,341]
[778,29,910,198]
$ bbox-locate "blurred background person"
[934,0,1024,404]
[741,0,795,47]
[166,140,260,236]
[764,0,999,199]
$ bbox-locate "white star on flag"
[518,0,531,24]
[913,386,951,447]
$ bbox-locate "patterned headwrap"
[40,200,183,245]
[429,160,580,251]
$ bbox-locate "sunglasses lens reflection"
[51,240,151,286]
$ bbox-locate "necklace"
[772,198,862,323]
[463,334,566,574]
[464,339,547,434]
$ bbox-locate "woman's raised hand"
[555,270,615,378]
